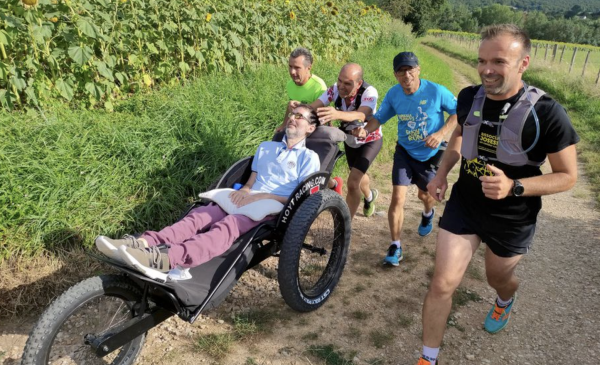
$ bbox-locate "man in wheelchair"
[21,103,353,365]
[95,104,320,279]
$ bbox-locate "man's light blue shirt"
[374,79,457,161]
[251,137,320,197]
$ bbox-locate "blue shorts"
[392,144,437,191]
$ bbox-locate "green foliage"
[430,3,600,46]
[0,64,289,259]
[0,20,416,260]
[378,0,446,36]
[449,0,600,15]
[194,332,235,360]
[0,0,389,110]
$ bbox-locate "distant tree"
[403,0,447,35]
[379,0,447,36]
[379,0,412,19]
[523,11,549,39]
[477,4,524,27]
[434,3,479,32]
[565,5,583,18]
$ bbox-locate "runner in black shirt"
[415,24,579,365]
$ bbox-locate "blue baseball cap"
[393,52,419,72]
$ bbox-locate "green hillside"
[449,0,600,14]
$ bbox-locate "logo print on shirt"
[287,161,296,169]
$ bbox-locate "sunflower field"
[0,0,388,110]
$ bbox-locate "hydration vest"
[334,81,371,111]
[461,85,545,167]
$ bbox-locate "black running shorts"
[344,137,383,174]
[439,190,536,258]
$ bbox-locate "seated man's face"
[289,56,311,86]
[286,107,316,139]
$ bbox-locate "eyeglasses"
[288,112,309,121]
[395,67,418,76]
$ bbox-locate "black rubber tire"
[21,275,146,365]
[278,189,351,312]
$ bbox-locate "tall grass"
[0,20,417,261]
[422,37,600,204]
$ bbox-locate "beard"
[285,125,302,140]
[480,75,509,96]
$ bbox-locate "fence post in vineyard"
[559,45,566,63]
[552,44,558,62]
[569,47,578,73]
[596,66,600,85]
[581,50,591,77]
[544,44,549,60]
[534,43,539,57]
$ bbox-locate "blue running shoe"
[418,208,435,236]
[383,244,403,266]
[484,293,517,334]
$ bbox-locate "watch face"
[513,183,525,196]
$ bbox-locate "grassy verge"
[0,20,417,315]
[423,37,600,205]
[0,21,416,261]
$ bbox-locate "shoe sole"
[418,229,433,237]
[95,236,123,262]
[382,257,404,266]
[119,246,169,282]
[484,320,510,334]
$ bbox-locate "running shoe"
[95,234,148,261]
[332,176,343,195]
[383,244,403,266]
[418,208,435,237]
[363,188,379,217]
[484,293,517,334]
[120,246,171,280]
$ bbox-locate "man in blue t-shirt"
[353,52,457,267]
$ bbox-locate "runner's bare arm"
[427,125,463,202]
[317,105,372,124]
[424,113,458,149]
[481,145,578,199]
[352,115,381,138]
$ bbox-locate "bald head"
[340,63,363,83]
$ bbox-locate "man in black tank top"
[415,25,579,365]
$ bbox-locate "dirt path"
[2,50,599,365]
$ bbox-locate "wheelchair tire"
[21,275,146,365]
[278,189,351,312]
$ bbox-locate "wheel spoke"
[48,295,134,364]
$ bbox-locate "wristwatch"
[512,180,525,197]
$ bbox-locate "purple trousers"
[141,203,273,268]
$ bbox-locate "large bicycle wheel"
[22,275,146,365]
[278,189,351,312]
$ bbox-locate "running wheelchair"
[21,127,351,365]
